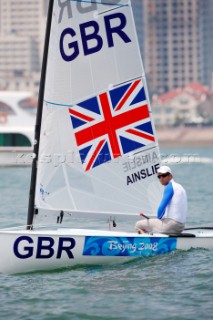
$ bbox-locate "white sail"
[35,0,162,218]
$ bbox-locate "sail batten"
[67,0,129,8]
[34,0,162,223]
[43,76,149,108]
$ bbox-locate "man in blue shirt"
[135,165,187,235]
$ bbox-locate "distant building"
[199,0,213,89]
[197,91,213,124]
[132,0,213,95]
[152,83,209,127]
[0,0,48,93]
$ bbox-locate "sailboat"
[0,0,213,275]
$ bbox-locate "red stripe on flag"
[126,128,155,142]
[69,108,94,122]
[85,139,105,171]
[99,92,121,158]
[75,104,150,148]
[115,79,141,111]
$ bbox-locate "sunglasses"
[157,173,170,179]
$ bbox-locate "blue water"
[0,146,213,320]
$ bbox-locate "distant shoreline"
[156,127,213,147]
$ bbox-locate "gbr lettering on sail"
[59,11,132,62]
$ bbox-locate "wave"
[162,156,213,164]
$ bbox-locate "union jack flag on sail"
[69,79,155,171]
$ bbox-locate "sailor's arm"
[157,182,174,219]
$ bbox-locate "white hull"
[0,227,213,274]
[0,91,35,166]
[0,147,33,166]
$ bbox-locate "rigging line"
[68,0,129,7]
[113,76,143,88]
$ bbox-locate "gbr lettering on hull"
[13,236,76,259]
[60,12,132,62]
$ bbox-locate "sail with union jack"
[35,0,162,216]
[69,78,155,171]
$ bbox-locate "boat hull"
[0,227,213,274]
[0,147,33,166]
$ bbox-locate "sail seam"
[113,76,143,88]
[44,99,73,107]
[98,6,125,15]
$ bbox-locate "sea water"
[0,146,213,320]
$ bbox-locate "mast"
[27,0,54,229]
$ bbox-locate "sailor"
[135,165,187,235]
